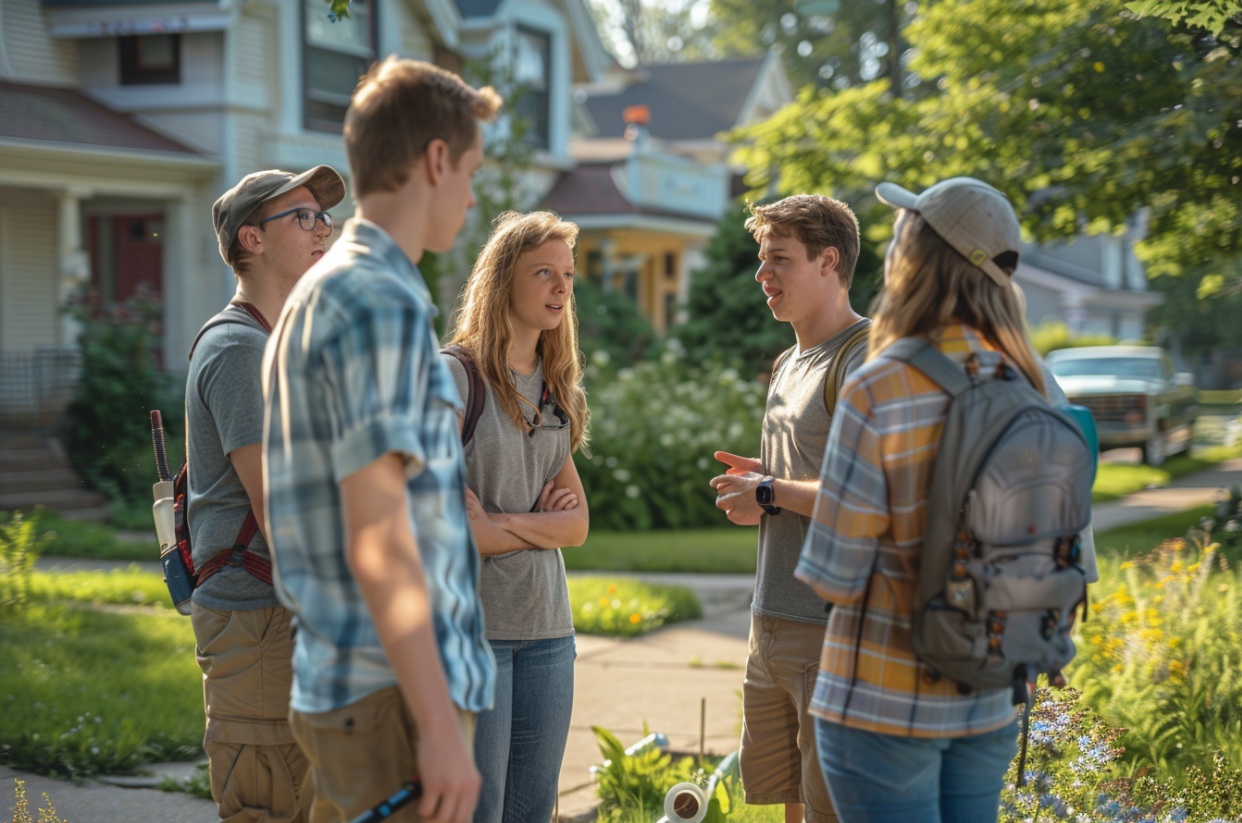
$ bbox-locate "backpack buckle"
[1054,535,1081,569]
[986,610,1007,662]
[226,547,247,567]
[1040,609,1062,640]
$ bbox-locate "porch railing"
[0,348,81,432]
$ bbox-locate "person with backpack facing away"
[439,210,590,823]
[795,177,1094,822]
[710,195,870,823]
[262,58,499,823]
[185,164,344,822]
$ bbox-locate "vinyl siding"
[3,0,78,85]
[0,197,60,352]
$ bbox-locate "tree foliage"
[1128,0,1242,34]
[733,0,1242,288]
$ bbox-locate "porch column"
[57,188,91,348]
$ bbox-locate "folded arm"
[491,456,589,549]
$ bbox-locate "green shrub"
[158,763,213,800]
[63,285,185,506]
[0,514,49,616]
[1073,532,1242,781]
[1029,319,1118,357]
[579,351,765,531]
[568,577,701,638]
[575,280,661,368]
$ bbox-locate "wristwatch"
[756,476,781,516]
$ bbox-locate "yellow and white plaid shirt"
[795,324,1017,738]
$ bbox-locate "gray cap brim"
[275,165,346,212]
[875,181,920,210]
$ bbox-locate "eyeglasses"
[523,395,571,437]
[260,207,334,234]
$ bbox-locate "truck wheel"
[1143,431,1167,467]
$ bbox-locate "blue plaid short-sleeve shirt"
[262,218,495,714]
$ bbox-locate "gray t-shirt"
[754,318,871,624]
[186,305,276,611]
[442,353,574,641]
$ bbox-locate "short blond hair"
[345,57,502,198]
[745,195,861,288]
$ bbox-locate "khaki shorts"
[191,602,310,823]
[289,685,476,823]
[739,611,838,823]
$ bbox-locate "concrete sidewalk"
[1092,456,1242,531]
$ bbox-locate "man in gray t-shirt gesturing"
[711,195,870,823]
[186,165,343,822]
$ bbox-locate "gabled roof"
[539,162,713,223]
[0,81,203,156]
[581,57,768,141]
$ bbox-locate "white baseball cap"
[875,177,1020,289]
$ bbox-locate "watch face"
[757,483,774,505]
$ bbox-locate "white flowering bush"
[579,347,766,530]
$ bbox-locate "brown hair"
[448,211,590,453]
[345,57,502,198]
[868,210,1045,396]
[227,202,267,278]
[745,195,861,288]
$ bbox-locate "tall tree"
[587,0,715,65]
[734,0,1242,293]
[706,0,918,94]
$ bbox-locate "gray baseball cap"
[212,165,346,265]
[876,176,1020,289]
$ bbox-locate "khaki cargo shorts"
[739,611,838,823]
[191,602,310,823]
[289,685,476,823]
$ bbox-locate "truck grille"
[1068,394,1145,425]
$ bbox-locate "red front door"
[87,214,164,304]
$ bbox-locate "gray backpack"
[885,338,1092,699]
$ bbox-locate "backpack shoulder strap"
[823,324,872,415]
[441,344,487,447]
[188,304,271,362]
[883,337,973,398]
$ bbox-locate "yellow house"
[543,54,792,332]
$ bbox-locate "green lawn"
[1093,505,1214,562]
[564,527,758,574]
[0,601,203,778]
[1092,445,1241,503]
[3,508,155,563]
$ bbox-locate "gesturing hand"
[713,452,763,476]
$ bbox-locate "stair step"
[0,468,85,495]
[57,506,111,523]
[0,488,107,512]
[0,449,69,472]
[0,434,47,450]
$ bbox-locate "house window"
[514,27,551,150]
[664,252,677,279]
[303,0,378,132]
[119,35,180,85]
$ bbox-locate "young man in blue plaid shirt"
[262,58,501,823]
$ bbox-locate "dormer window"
[514,27,551,150]
[303,0,378,132]
[119,35,180,85]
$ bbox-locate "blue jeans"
[814,717,1018,823]
[473,635,576,823]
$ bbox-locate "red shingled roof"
[0,81,202,156]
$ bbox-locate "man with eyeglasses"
[184,165,344,823]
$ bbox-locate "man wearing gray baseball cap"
[186,164,344,822]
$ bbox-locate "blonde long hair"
[448,211,590,452]
[869,211,1046,396]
